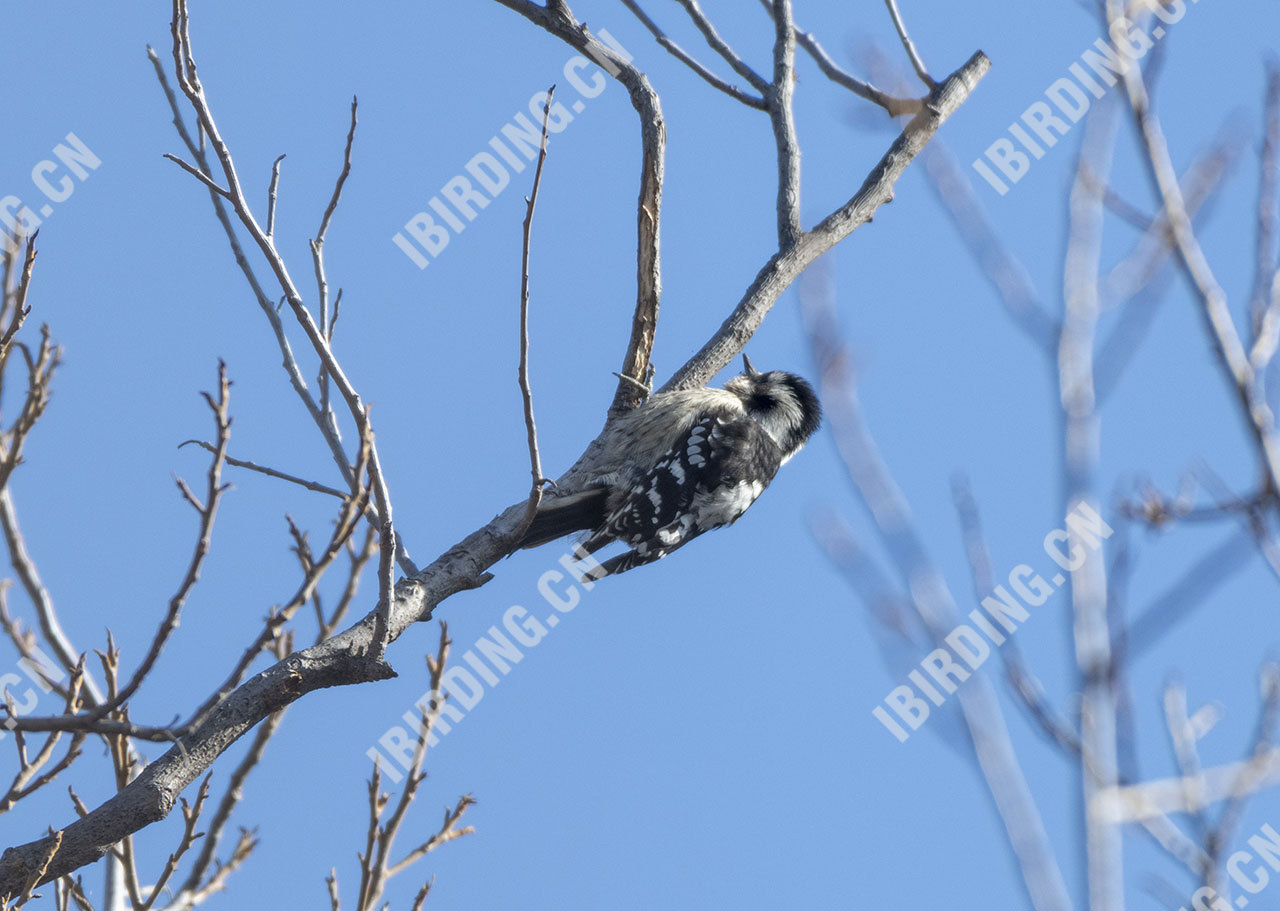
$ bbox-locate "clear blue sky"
[2,1,1279,908]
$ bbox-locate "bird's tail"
[517,487,610,549]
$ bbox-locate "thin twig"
[1113,8,1280,499]
[350,624,474,910]
[167,3,412,652]
[795,25,922,116]
[6,828,61,907]
[312,99,357,428]
[0,234,38,364]
[162,153,230,198]
[183,421,374,732]
[1207,664,1280,873]
[920,142,1057,350]
[174,709,281,900]
[102,363,232,718]
[620,1,766,109]
[516,86,554,535]
[178,440,348,499]
[883,0,934,87]
[0,490,104,707]
[950,477,1081,754]
[137,775,212,911]
[801,274,1071,911]
[756,0,922,115]
[0,667,86,815]
[675,0,770,94]
[148,37,417,580]
[316,100,356,249]
[315,525,379,643]
[265,154,285,241]
[1248,64,1280,362]
[0,325,62,492]
[493,2,666,417]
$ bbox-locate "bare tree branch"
[1060,100,1123,911]
[1,665,86,815]
[177,440,348,500]
[348,624,474,911]
[1112,5,1280,498]
[0,235,38,364]
[620,1,766,109]
[920,142,1057,350]
[104,363,232,718]
[883,0,935,87]
[790,19,923,115]
[768,0,801,251]
[662,50,990,394]
[1249,63,1280,345]
[951,478,1081,755]
[802,279,1071,911]
[0,490,104,707]
[0,3,991,892]
[145,41,416,580]
[1093,747,1280,822]
[265,154,285,242]
[161,153,230,198]
[675,0,770,94]
[517,87,554,533]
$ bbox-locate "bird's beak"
[742,354,759,377]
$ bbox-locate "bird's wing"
[591,411,783,575]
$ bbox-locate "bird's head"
[724,354,822,461]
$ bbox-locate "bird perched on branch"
[518,355,822,576]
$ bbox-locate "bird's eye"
[749,392,775,412]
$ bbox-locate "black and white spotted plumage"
[584,410,781,574]
[518,356,821,577]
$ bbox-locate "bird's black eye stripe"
[749,392,776,412]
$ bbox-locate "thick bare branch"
[0,3,989,894]
[663,51,990,393]
[1059,100,1123,911]
[172,709,281,903]
[491,1,665,416]
[768,0,801,250]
